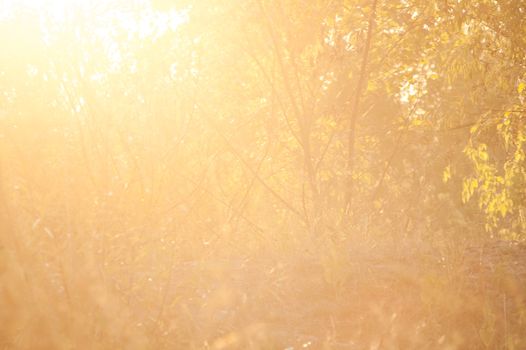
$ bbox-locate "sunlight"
[0,0,188,39]
[1,0,525,348]
[0,0,189,78]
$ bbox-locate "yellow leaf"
[442,165,451,183]
[518,82,526,94]
[411,118,423,127]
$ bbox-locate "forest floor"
[113,239,526,349]
[2,237,526,349]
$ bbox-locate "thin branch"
[196,104,307,224]
[345,0,379,215]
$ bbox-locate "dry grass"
[1,231,525,349]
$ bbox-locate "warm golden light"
[1,0,188,47]
[1,0,525,348]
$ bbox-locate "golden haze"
[1,0,526,349]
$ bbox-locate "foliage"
[0,0,526,348]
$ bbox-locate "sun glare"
[0,0,188,44]
[0,0,188,81]
[2,0,526,348]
